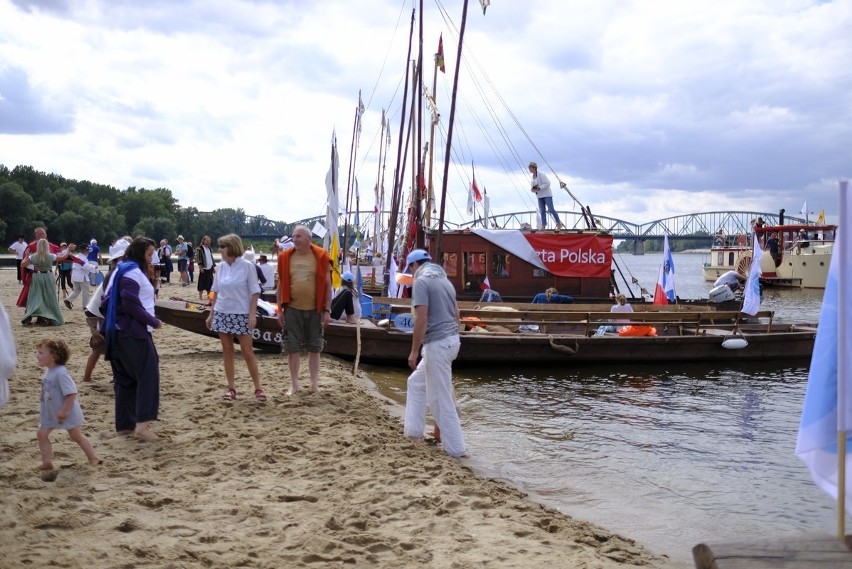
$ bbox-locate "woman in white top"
[207,234,266,402]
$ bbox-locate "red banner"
[523,233,612,278]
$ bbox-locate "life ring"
[736,233,746,246]
[618,325,657,337]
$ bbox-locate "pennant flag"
[325,133,341,289]
[436,34,445,73]
[480,0,490,15]
[653,235,675,304]
[817,209,826,224]
[742,232,764,316]
[800,200,808,218]
[480,276,491,291]
[467,186,474,215]
[471,163,482,203]
[796,180,851,511]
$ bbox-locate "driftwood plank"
[693,534,852,569]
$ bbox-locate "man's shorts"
[284,307,324,353]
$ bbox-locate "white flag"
[467,187,474,215]
[311,221,327,239]
[741,232,763,316]
[800,200,808,218]
[796,180,851,510]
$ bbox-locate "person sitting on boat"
[531,287,573,304]
[256,255,276,291]
[479,288,503,302]
[714,270,745,292]
[330,271,359,324]
[714,229,725,246]
[595,293,634,335]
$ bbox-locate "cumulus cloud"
[0,0,849,226]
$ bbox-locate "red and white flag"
[480,276,491,291]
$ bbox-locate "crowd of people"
[3,224,473,469]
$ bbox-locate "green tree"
[133,216,176,243]
[0,181,35,241]
[121,188,178,231]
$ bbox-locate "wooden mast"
[435,0,470,261]
[383,9,415,294]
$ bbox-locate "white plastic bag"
[0,303,15,406]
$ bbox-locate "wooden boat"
[154,299,284,353]
[323,303,816,367]
[703,223,836,289]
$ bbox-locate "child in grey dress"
[36,339,100,470]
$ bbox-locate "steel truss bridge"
[239,210,805,246]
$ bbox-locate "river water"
[363,252,833,564]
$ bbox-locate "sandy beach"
[0,267,686,568]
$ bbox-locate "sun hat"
[341,271,354,282]
[109,240,129,260]
[90,239,97,246]
[243,248,256,263]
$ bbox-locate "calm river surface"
[363,252,831,564]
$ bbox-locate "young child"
[36,339,100,470]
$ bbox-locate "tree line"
[0,164,294,249]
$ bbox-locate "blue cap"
[405,249,431,268]
[341,271,354,282]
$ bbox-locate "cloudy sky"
[1,0,850,229]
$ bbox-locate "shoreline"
[0,269,686,568]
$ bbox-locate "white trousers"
[66,280,90,307]
[403,334,465,457]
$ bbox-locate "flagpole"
[838,180,849,538]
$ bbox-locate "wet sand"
[0,268,686,568]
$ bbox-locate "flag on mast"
[652,235,675,304]
[480,276,491,291]
[817,209,826,224]
[742,232,763,316]
[325,132,341,289]
[436,34,445,73]
[800,200,809,223]
[796,180,851,512]
[471,163,482,203]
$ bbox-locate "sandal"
[222,388,236,401]
[254,388,268,402]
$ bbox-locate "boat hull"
[323,321,816,367]
[155,300,284,353]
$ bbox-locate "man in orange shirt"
[276,225,333,394]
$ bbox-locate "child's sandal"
[254,388,268,402]
[222,388,236,401]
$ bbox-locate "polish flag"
[653,235,675,304]
[480,276,491,291]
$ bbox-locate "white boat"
[702,223,836,289]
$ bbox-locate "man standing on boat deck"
[403,249,466,458]
[528,161,563,230]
